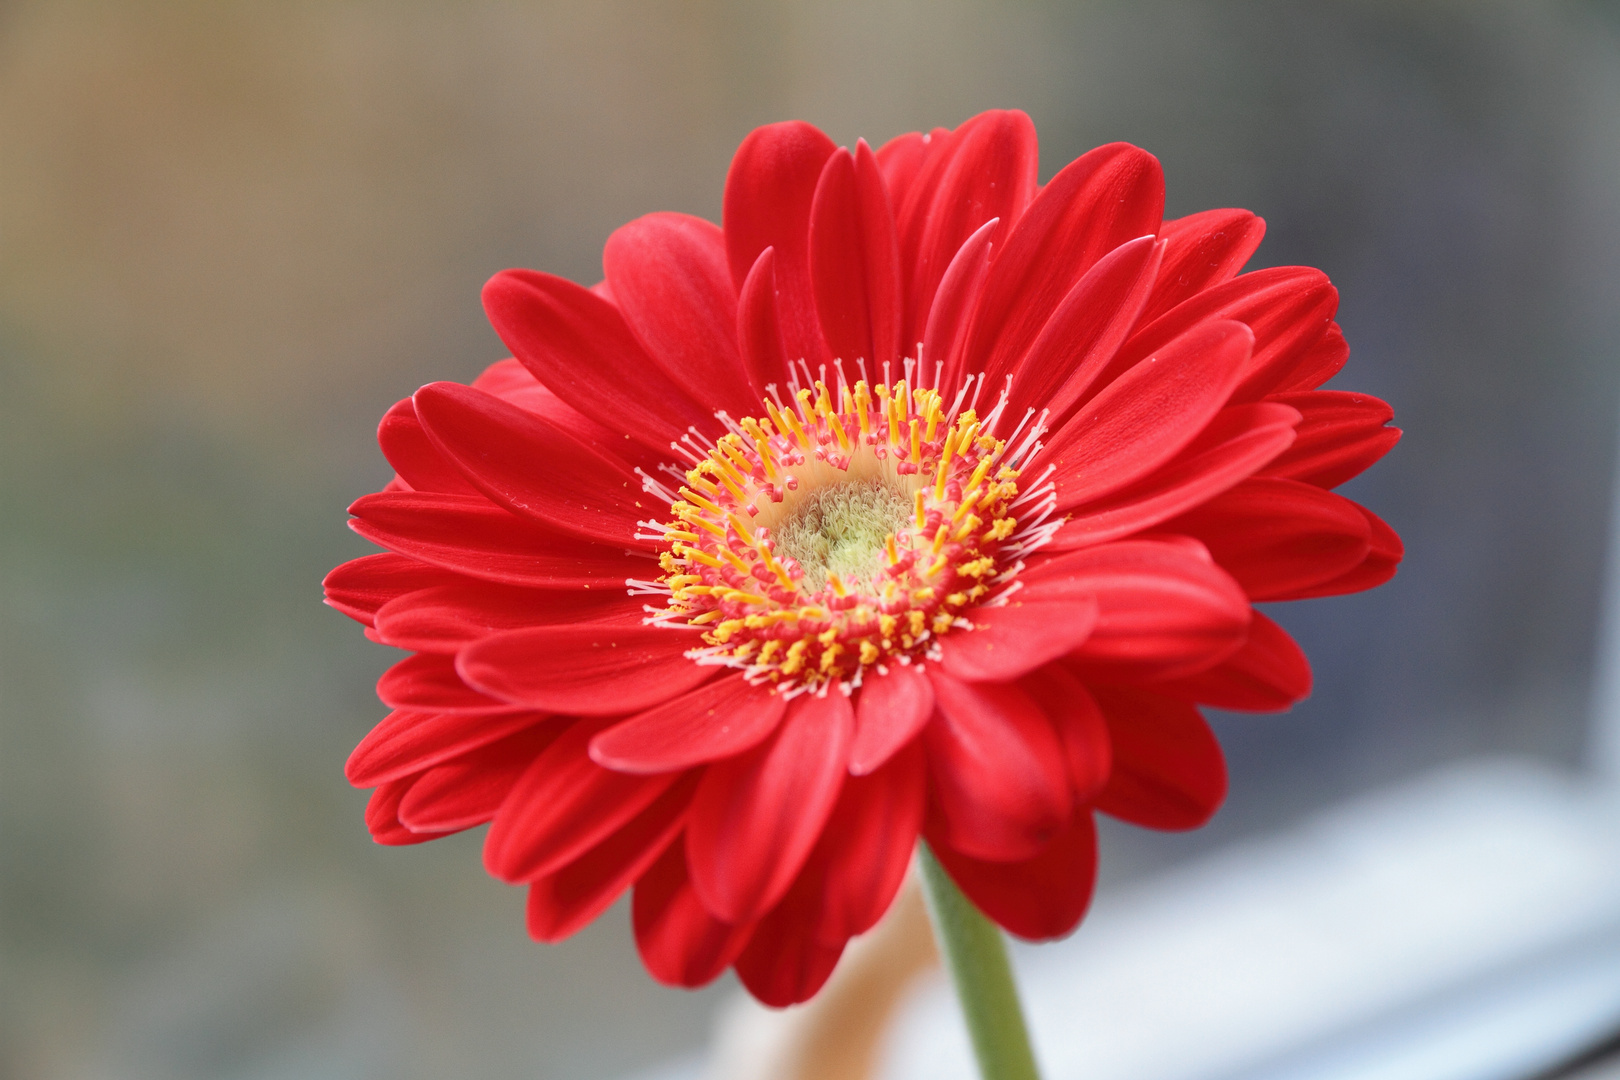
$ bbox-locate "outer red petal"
[892,126,961,347]
[1049,401,1300,551]
[906,111,1039,351]
[589,673,789,774]
[685,692,852,923]
[964,142,1164,389]
[345,708,547,787]
[1261,390,1401,489]
[929,810,1098,941]
[723,120,838,367]
[874,129,931,208]
[482,269,718,455]
[1021,539,1252,682]
[456,624,711,715]
[1020,665,1111,802]
[1140,209,1266,326]
[412,382,654,548]
[1091,685,1226,831]
[484,718,683,883]
[922,671,1071,861]
[377,652,515,714]
[1271,322,1350,393]
[1040,320,1255,513]
[1166,477,1373,601]
[377,397,479,495]
[733,886,848,1008]
[1096,266,1337,408]
[1154,611,1312,711]
[801,740,926,943]
[323,553,452,626]
[1002,234,1164,425]
[397,725,558,834]
[602,212,756,418]
[632,842,754,988]
[372,582,642,654]
[526,775,696,943]
[922,216,1000,390]
[937,596,1099,683]
[470,358,662,473]
[1284,502,1403,598]
[365,776,450,846]
[809,141,903,369]
[736,247,792,397]
[348,491,650,589]
[849,662,935,776]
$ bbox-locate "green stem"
[917,844,1043,1080]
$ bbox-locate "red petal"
[1166,477,1373,601]
[482,268,718,456]
[372,582,643,654]
[366,776,450,846]
[892,127,961,347]
[377,652,515,714]
[1261,390,1400,489]
[723,121,838,367]
[589,673,788,774]
[685,692,852,922]
[456,623,711,715]
[1040,320,1255,512]
[632,841,754,988]
[1271,322,1349,393]
[1002,234,1164,425]
[1020,665,1111,802]
[965,142,1164,389]
[733,888,847,1007]
[1286,502,1403,598]
[938,596,1099,682]
[602,212,756,419]
[1092,685,1226,831]
[922,671,1071,861]
[348,491,650,589]
[809,140,903,370]
[1020,539,1251,682]
[346,708,547,787]
[736,247,792,397]
[1154,611,1311,711]
[803,739,926,943]
[1140,209,1266,326]
[324,553,450,626]
[413,382,652,547]
[928,810,1097,940]
[377,397,478,495]
[396,725,559,833]
[526,775,696,943]
[470,358,664,473]
[874,130,930,207]
[907,111,1039,351]
[1097,267,1337,409]
[1050,401,1300,550]
[484,718,684,883]
[922,217,1000,391]
[849,662,935,776]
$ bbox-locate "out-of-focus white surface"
[870,759,1620,1080]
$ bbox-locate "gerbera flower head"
[327,110,1402,1007]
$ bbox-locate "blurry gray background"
[3,2,1619,1077]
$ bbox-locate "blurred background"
[4,2,1620,1078]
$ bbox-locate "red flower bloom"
[327,110,1401,1007]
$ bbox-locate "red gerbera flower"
[326,110,1401,1008]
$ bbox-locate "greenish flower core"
[773,478,913,594]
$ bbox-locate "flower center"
[773,479,911,595]
[633,371,1057,695]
